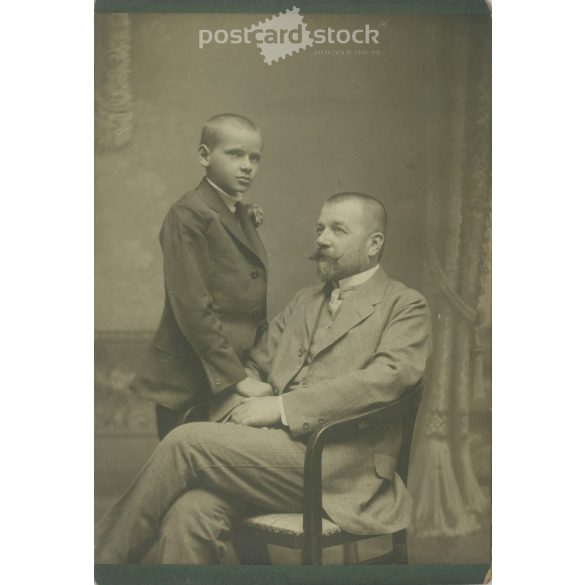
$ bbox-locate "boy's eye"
[316,226,324,234]
[250,154,261,162]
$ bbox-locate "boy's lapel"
[196,179,267,267]
[236,204,268,267]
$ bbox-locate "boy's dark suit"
[131,178,268,423]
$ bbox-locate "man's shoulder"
[380,276,430,317]
[384,277,427,303]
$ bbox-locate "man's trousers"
[95,422,307,564]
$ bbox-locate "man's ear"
[368,232,385,258]
[198,144,211,167]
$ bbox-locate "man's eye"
[333,227,345,233]
[250,155,261,162]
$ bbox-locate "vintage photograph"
[95,1,491,581]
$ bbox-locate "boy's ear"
[198,144,211,167]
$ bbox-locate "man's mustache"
[307,249,338,261]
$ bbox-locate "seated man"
[95,192,432,564]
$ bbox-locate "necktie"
[329,287,342,316]
[328,285,359,317]
[234,201,245,225]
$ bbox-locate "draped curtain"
[410,16,491,537]
[95,13,134,149]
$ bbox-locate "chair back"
[394,380,423,486]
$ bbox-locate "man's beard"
[309,248,369,282]
[315,260,337,282]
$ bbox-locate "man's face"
[312,200,373,282]
[201,124,263,196]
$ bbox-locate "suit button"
[301,381,308,387]
[272,387,279,395]
[303,423,310,430]
[251,270,260,279]
[318,417,325,425]
[298,348,305,356]
[251,309,260,317]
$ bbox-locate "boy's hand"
[235,376,274,398]
[230,397,281,427]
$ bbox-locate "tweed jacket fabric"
[247,268,432,535]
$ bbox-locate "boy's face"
[199,124,263,196]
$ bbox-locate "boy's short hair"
[200,114,261,150]
[326,192,388,237]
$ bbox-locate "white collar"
[337,264,379,290]
[206,177,243,213]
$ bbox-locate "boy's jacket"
[131,179,268,413]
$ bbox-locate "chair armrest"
[301,380,423,564]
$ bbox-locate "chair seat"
[242,513,343,536]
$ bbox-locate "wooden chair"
[236,381,423,565]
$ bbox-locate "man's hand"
[235,376,274,398]
[230,396,281,427]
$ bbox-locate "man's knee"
[156,421,212,460]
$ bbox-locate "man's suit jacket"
[131,178,268,413]
[247,268,432,535]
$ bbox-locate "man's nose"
[240,157,253,172]
[316,231,331,247]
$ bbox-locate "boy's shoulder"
[164,184,216,228]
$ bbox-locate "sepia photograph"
[94,1,491,583]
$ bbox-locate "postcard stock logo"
[198,6,380,65]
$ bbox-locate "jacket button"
[318,417,325,425]
[301,381,308,387]
[272,387,279,396]
[303,423,309,430]
[298,348,305,356]
[251,309,260,317]
[251,270,260,279]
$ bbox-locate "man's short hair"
[326,192,388,237]
[200,114,261,150]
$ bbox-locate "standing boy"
[132,114,273,439]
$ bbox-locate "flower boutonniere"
[245,203,264,228]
